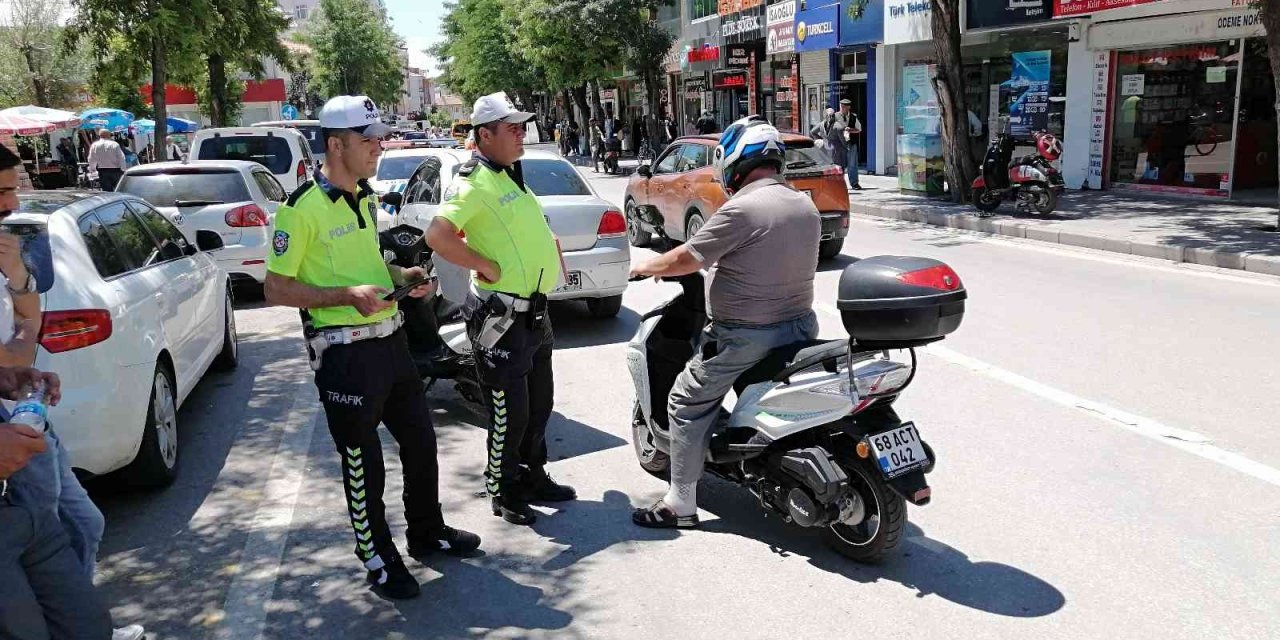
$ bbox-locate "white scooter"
[624,206,966,563]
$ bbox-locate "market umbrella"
[0,111,55,136]
[0,106,81,129]
[131,116,200,134]
[79,108,135,133]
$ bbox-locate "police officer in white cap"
[265,95,480,600]
[427,92,576,526]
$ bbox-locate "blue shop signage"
[795,3,841,52]
[840,0,883,46]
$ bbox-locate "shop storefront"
[764,0,799,131]
[962,0,1065,165]
[684,41,721,132]
[720,1,767,127]
[1088,4,1275,199]
[794,2,841,135]
[835,0,884,171]
[884,0,942,193]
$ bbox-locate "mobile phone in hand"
[382,277,434,302]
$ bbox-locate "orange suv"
[624,133,850,259]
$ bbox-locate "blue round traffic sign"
[281,104,299,121]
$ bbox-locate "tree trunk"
[571,84,590,127]
[588,80,605,123]
[1261,1,1280,229]
[930,0,977,203]
[642,69,661,156]
[20,46,49,107]
[208,54,229,127]
[151,8,168,163]
[562,89,576,126]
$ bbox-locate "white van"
[190,127,316,193]
[251,119,325,166]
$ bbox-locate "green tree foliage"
[0,0,93,108]
[300,0,404,107]
[68,0,214,159]
[199,0,291,126]
[87,35,152,118]
[432,0,542,104]
[427,108,452,129]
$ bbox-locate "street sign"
[281,104,299,121]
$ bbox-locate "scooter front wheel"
[972,186,1002,215]
[631,401,671,480]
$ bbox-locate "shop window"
[839,51,867,80]
[690,0,715,21]
[1108,41,1239,196]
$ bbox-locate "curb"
[850,201,1280,277]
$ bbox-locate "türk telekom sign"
[1053,0,1164,18]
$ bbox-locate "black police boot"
[491,495,537,526]
[407,525,482,561]
[521,470,577,503]
[366,557,420,600]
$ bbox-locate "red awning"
[141,79,286,106]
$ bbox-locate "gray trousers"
[0,495,111,639]
[846,145,861,188]
[667,312,819,488]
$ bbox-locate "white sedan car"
[9,191,239,487]
[117,160,286,287]
[389,149,630,318]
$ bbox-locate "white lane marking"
[815,304,1280,488]
[849,216,1280,289]
[216,392,321,640]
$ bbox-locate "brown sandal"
[632,500,699,529]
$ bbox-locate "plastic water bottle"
[10,382,48,433]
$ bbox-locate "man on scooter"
[629,117,820,529]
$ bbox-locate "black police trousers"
[466,309,555,498]
[314,329,444,570]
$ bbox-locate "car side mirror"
[196,229,225,252]
[636,164,652,178]
[381,191,403,209]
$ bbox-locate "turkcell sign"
[794,3,839,52]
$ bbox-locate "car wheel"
[625,199,652,247]
[819,238,845,260]
[214,287,239,371]
[586,295,623,319]
[685,212,705,241]
[124,365,179,488]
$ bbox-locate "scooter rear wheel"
[972,186,1001,215]
[822,460,907,564]
[632,401,671,480]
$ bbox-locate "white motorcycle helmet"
[713,115,786,192]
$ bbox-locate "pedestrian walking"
[696,111,719,135]
[426,91,576,527]
[86,129,126,191]
[589,118,606,173]
[264,95,480,601]
[838,99,863,190]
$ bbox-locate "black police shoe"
[521,471,577,503]
[366,558,420,600]
[407,526,482,561]
[491,495,537,526]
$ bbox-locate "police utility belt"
[303,312,403,371]
[470,284,547,351]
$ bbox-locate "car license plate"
[867,422,926,478]
[557,271,582,292]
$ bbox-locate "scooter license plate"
[867,422,927,479]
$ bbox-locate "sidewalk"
[848,174,1280,276]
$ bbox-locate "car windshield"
[293,125,325,155]
[523,159,591,196]
[197,135,292,174]
[785,145,830,169]
[378,155,427,181]
[117,170,251,207]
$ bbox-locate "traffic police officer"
[426,92,576,526]
[265,95,480,600]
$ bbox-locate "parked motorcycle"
[603,135,621,174]
[625,206,965,563]
[971,130,1065,217]
[377,222,483,404]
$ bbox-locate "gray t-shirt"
[686,176,820,326]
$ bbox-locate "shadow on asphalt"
[548,302,641,350]
[694,480,1066,618]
